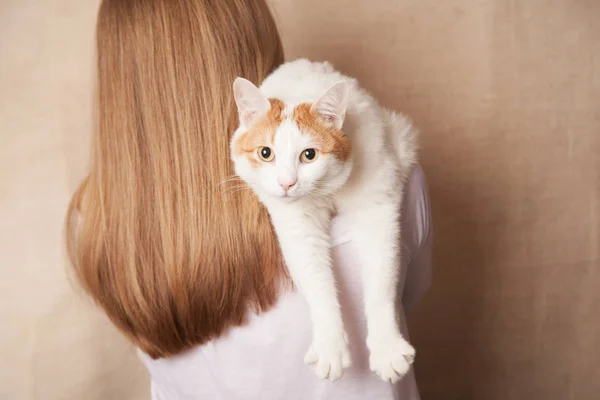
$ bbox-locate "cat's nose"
[278,178,297,191]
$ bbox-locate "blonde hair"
[65,0,286,358]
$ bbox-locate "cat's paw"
[304,333,352,381]
[368,333,415,383]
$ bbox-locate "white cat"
[230,59,418,383]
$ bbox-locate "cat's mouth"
[276,192,301,202]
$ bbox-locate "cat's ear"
[233,77,271,128]
[311,81,350,130]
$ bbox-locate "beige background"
[1,0,598,399]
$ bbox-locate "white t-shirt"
[139,166,433,400]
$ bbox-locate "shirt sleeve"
[400,164,434,311]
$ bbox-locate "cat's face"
[231,79,352,202]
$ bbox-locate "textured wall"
[1,0,598,399]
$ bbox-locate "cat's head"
[230,78,352,202]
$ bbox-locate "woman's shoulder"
[401,164,433,253]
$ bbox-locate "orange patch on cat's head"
[292,103,352,162]
[232,99,285,165]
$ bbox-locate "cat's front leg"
[347,201,415,383]
[268,203,351,381]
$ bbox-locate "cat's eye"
[257,146,274,162]
[300,148,318,163]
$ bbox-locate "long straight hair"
[65,0,287,358]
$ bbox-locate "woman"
[66,0,433,399]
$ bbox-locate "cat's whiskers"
[310,187,337,201]
[226,186,252,193]
[312,181,336,196]
[221,183,253,196]
[220,184,259,205]
[219,175,243,186]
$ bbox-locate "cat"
[230,59,418,383]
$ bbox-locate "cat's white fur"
[231,59,418,382]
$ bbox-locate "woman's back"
[140,166,432,400]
